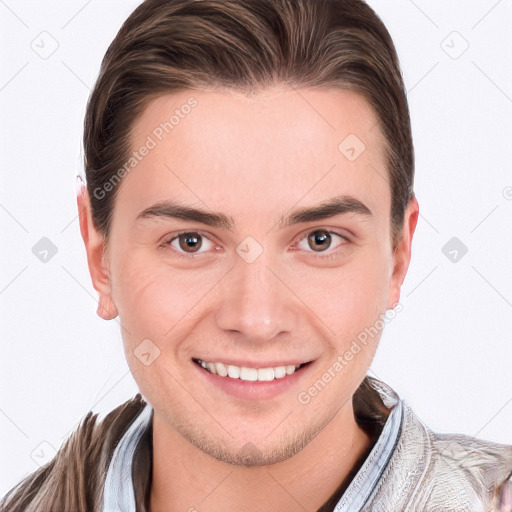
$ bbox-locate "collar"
[101,377,403,512]
[102,401,153,512]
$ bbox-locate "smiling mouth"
[192,358,312,382]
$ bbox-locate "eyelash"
[160,229,350,260]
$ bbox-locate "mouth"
[192,358,313,382]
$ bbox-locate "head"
[78,0,419,465]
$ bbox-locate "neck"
[149,401,373,512]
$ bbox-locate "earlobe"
[387,195,419,309]
[76,179,118,320]
[97,295,119,321]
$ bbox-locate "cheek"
[108,255,179,354]
[294,246,392,341]
[109,253,221,343]
[111,261,191,386]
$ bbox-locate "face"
[81,86,417,466]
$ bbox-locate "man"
[1,0,511,511]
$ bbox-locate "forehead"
[121,86,390,227]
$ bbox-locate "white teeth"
[273,366,287,379]
[226,364,240,379]
[215,362,228,377]
[196,359,306,381]
[285,365,296,375]
[239,367,258,381]
[257,368,274,381]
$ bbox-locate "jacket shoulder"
[422,431,512,510]
[364,399,512,511]
[0,393,148,512]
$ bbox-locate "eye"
[162,231,219,257]
[296,229,349,255]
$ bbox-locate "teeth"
[285,365,296,375]
[240,367,257,381]
[273,366,286,379]
[215,362,228,377]
[196,360,304,381]
[226,364,240,379]
[257,368,274,381]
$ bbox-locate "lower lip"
[193,361,313,401]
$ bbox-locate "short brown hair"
[84,0,414,248]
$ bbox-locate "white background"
[1,0,511,495]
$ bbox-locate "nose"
[214,251,297,344]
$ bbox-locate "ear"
[76,179,118,320]
[387,195,419,309]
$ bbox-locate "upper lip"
[192,357,312,368]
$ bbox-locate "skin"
[78,86,419,511]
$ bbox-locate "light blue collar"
[102,402,153,512]
[332,393,403,510]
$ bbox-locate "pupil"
[308,230,331,252]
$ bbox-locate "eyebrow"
[136,195,373,231]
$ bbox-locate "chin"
[175,412,327,468]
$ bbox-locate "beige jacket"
[352,379,512,511]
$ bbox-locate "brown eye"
[295,229,349,258]
[307,230,332,252]
[163,230,219,258]
[178,232,202,253]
